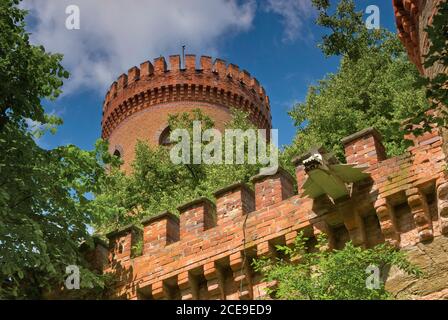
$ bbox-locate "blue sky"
[25,0,398,150]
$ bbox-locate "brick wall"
[99,126,448,300]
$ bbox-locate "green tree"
[0,0,68,131]
[312,0,384,61]
[252,232,421,300]
[284,0,429,162]
[0,0,111,298]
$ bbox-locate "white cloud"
[264,0,314,42]
[23,0,256,95]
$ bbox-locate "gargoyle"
[296,148,370,200]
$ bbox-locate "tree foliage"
[0,0,110,298]
[312,0,384,61]
[0,0,68,131]
[284,0,429,161]
[252,232,421,300]
[0,123,112,298]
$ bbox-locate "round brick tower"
[101,54,272,172]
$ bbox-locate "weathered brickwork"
[98,126,448,300]
[393,0,446,78]
[101,55,272,172]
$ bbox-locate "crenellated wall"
[101,55,272,172]
[98,126,448,300]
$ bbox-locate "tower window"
[159,126,173,146]
[112,145,123,160]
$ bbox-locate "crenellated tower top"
[102,54,272,139]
